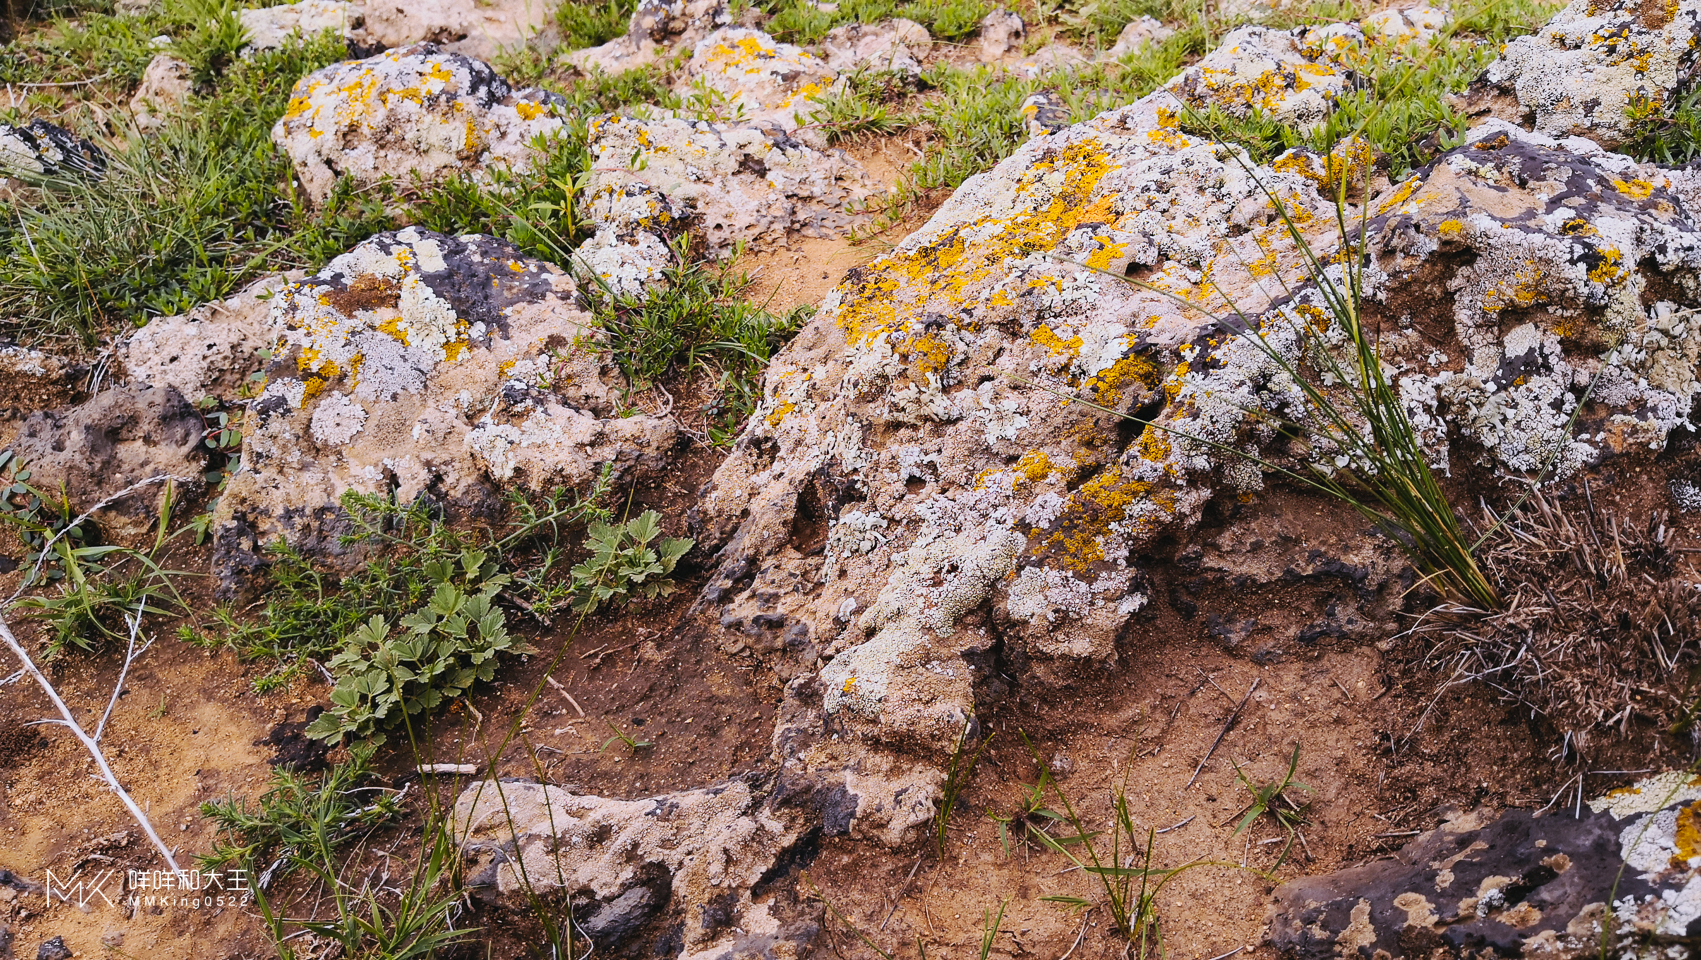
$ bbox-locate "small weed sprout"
[987,763,1066,856]
[569,510,693,615]
[935,718,994,857]
[600,721,655,754]
[1228,742,1312,868]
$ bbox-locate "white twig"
[0,609,187,880]
[94,599,149,742]
[0,474,194,881]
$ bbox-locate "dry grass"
[1416,488,1700,758]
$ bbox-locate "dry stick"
[0,474,193,880]
[94,600,150,742]
[1186,677,1260,790]
[878,857,925,931]
[0,610,187,880]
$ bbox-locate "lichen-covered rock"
[566,0,729,73]
[1020,89,1070,138]
[129,54,191,133]
[1167,23,1363,127]
[237,0,349,51]
[1269,771,1701,959]
[1359,3,1447,45]
[271,44,562,204]
[1366,120,1701,473]
[977,8,1024,62]
[455,777,819,957]
[688,35,1701,771]
[0,120,105,179]
[685,28,840,133]
[117,274,296,404]
[585,114,876,261]
[213,228,675,584]
[821,18,931,76]
[1482,0,1701,148]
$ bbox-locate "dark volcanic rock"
[1269,772,1701,959]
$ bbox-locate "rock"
[1481,0,1701,148]
[1216,0,1272,23]
[976,8,1023,62]
[0,346,86,415]
[821,18,931,76]
[1269,771,1701,959]
[1359,4,1447,45]
[213,228,675,584]
[1019,89,1069,138]
[129,54,192,133]
[1105,15,1175,58]
[1011,42,1088,79]
[688,25,1701,775]
[9,384,206,536]
[34,937,69,960]
[237,0,350,51]
[1167,23,1363,128]
[455,777,818,956]
[1367,120,1701,471]
[684,27,840,133]
[117,274,294,404]
[271,44,563,205]
[0,924,10,960]
[566,0,729,74]
[585,113,877,262]
[0,120,105,179]
[354,0,552,62]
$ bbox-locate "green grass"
[759,0,992,44]
[1179,0,1562,177]
[0,29,393,346]
[585,243,813,442]
[556,0,637,51]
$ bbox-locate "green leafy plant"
[204,744,469,960]
[306,550,530,746]
[987,763,1066,856]
[1228,742,1312,868]
[569,510,693,614]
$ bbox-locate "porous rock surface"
[117,274,297,404]
[821,17,931,76]
[455,778,820,957]
[1482,0,1701,148]
[129,54,192,133]
[1269,771,1701,959]
[212,228,675,585]
[271,44,563,204]
[237,0,351,51]
[8,385,206,536]
[355,0,553,62]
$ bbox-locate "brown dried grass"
[1416,486,1701,758]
